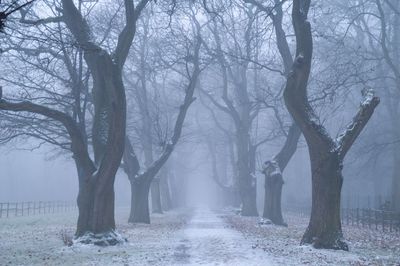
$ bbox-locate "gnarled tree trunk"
[61,0,150,243]
[283,0,380,250]
[262,124,301,225]
[129,178,152,223]
[301,151,344,249]
[263,161,285,226]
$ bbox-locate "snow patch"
[73,230,127,246]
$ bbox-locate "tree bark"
[263,161,285,226]
[301,151,346,249]
[129,178,151,224]
[262,124,301,225]
[160,170,173,211]
[151,179,163,213]
[237,129,258,216]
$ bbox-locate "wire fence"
[0,201,76,218]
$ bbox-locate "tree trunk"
[74,165,120,245]
[92,183,116,233]
[169,171,184,209]
[151,179,163,213]
[236,131,258,216]
[129,178,151,224]
[76,171,95,237]
[160,174,172,211]
[263,124,301,226]
[240,187,258,216]
[263,162,286,226]
[301,151,347,250]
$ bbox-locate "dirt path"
[172,208,275,265]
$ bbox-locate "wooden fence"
[0,201,76,218]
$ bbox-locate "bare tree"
[0,0,150,245]
[122,25,202,223]
[200,2,264,216]
[283,0,380,250]
[244,0,301,226]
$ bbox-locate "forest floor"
[0,207,399,265]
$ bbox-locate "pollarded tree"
[283,0,380,250]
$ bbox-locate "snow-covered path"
[172,208,275,266]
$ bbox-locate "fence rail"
[0,201,76,218]
[284,206,400,233]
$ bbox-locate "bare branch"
[336,89,380,160]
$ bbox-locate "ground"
[224,210,400,266]
[0,208,399,265]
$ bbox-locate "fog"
[0,0,399,265]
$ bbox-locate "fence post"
[0,203,2,218]
[15,202,18,216]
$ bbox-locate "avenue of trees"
[1,0,397,251]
